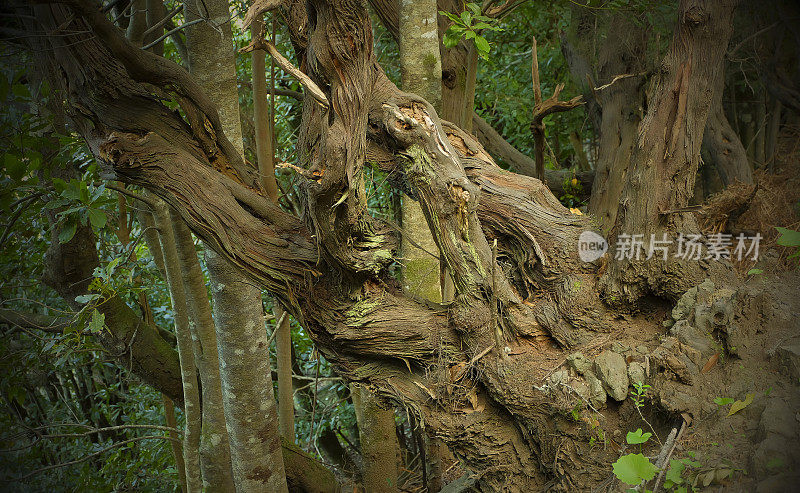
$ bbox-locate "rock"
[758,398,798,442]
[772,337,800,381]
[695,279,716,305]
[567,352,591,375]
[657,380,701,414]
[670,319,714,357]
[549,369,568,386]
[570,379,590,403]
[612,342,629,354]
[584,371,606,408]
[756,472,800,493]
[635,345,649,355]
[752,435,796,477]
[593,351,629,401]
[651,342,693,385]
[672,286,698,321]
[628,362,646,385]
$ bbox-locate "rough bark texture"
[701,62,753,189]
[562,11,649,233]
[601,0,738,303]
[206,250,289,493]
[19,0,739,490]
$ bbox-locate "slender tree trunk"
[151,200,203,493]
[163,395,188,493]
[351,385,401,493]
[206,250,290,493]
[766,97,782,167]
[398,1,442,489]
[184,2,291,490]
[171,215,236,491]
[252,15,295,442]
[275,306,295,439]
[602,0,738,303]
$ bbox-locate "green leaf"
[460,11,472,25]
[714,397,734,406]
[4,154,25,181]
[474,35,490,54]
[626,428,652,445]
[88,208,107,230]
[466,3,481,15]
[87,309,105,333]
[746,268,763,275]
[58,218,77,244]
[52,177,68,193]
[443,30,461,48]
[665,459,686,485]
[775,227,800,248]
[106,257,122,276]
[612,453,659,485]
[75,293,100,304]
[12,83,30,99]
[727,393,754,416]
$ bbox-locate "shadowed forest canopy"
[0,0,799,491]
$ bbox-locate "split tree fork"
[16,0,737,489]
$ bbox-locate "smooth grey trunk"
[206,250,289,493]
[275,306,295,440]
[351,385,400,493]
[185,2,290,490]
[171,214,236,491]
[251,16,295,442]
[399,0,444,303]
[151,200,202,493]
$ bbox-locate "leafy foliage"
[612,453,658,485]
[626,428,652,445]
[439,3,503,60]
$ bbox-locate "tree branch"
[240,37,330,109]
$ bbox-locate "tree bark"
[163,395,188,493]
[206,250,290,493]
[22,1,746,490]
[171,215,236,491]
[151,200,203,493]
[561,12,649,233]
[701,62,753,190]
[601,0,738,303]
[351,385,401,492]
[184,2,291,490]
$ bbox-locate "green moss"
[345,299,383,326]
[423,52,438,69]
[402,257,442,302]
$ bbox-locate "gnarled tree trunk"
[601,0,738,303]
[19,0,740,490]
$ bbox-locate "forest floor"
[600,125,800,492]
